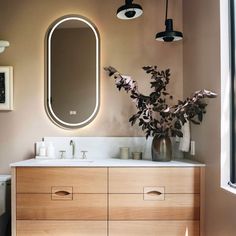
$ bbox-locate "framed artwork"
[0,66,13,110]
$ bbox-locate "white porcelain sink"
[38,159,94,164]
[57,158,93,162]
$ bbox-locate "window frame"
[229,0,236,187]
[220,0,236,194]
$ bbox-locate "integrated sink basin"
[50,159,93,162]
[37,159,94,165]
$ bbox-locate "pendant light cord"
[126,0,133,4]
[165,0,169,21]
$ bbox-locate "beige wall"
[183,0,236,235]
[0,0,183,173]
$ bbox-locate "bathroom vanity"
[11,159,205,236]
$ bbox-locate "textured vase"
[152,135,172,162]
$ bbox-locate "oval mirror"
[45,15,100,128]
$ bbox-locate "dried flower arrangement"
[104,66,217,139]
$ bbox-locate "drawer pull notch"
[146,190,162,196]
[54,190,70,196]
[51,186,73,200]
[144,186,165,201]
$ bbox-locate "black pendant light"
[155,0,183,42]
[117,0,143,20]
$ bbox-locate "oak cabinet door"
[109,193,200,220]
[17,193,107,220]
[17,220,107,236]
[109,167,200,194]
[109,221,199,236]
[16,167,107,193]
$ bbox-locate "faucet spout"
[70,140,75,158]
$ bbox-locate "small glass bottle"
[39,140,46,156]
[47,142,56,158]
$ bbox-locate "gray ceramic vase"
[152,135,172,162]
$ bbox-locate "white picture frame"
[0,66,13,110]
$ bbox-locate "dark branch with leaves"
[104,66,217,139]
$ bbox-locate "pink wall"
[0,0,183,173]
[183,0,236,235]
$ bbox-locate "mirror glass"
[46,16,99,128]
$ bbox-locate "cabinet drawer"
[109,221,199,236]
[17,220,107,236]
[109,194,200,220]
[16,167,107,193]
[109,168,200,193]
[17,194,107,220]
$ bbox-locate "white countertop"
[10,158,205,167]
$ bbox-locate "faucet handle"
[59,150,66,159]
[81,151,88,159]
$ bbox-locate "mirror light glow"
[46,15,100,129]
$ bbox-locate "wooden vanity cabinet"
[12,166,204,236]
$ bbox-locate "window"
[220,0,236,194]
[229,0,236,188]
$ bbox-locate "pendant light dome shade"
[156,19,183,42]
[155,0,183,42]
[0,40,10,53]
[117,0,143,20]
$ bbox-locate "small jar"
[120,147,129,159]
[132,152,142,160]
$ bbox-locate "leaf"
[104,66,117,76]
[145,131,150,139]
[203,89,218,98]
[165,69,171,77]
[206,92,218,98]
[163,107,170,113]
[179,115,186,124]
[174,120,182,129]
[175,129,183,137]
[150,81,160,88]
[146,69,153,74]
[198,112,203,122]
[142,66,152,71]
[199,102,207,109]
[150,91,159,98]
[139,119,144,126]
[190,119,200,125]
[129,111,143,124]
[162,92,169,96]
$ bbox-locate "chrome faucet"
[70,140,75,158]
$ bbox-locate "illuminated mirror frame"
[45,15,100,129]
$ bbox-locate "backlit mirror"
[45,15,100,129]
